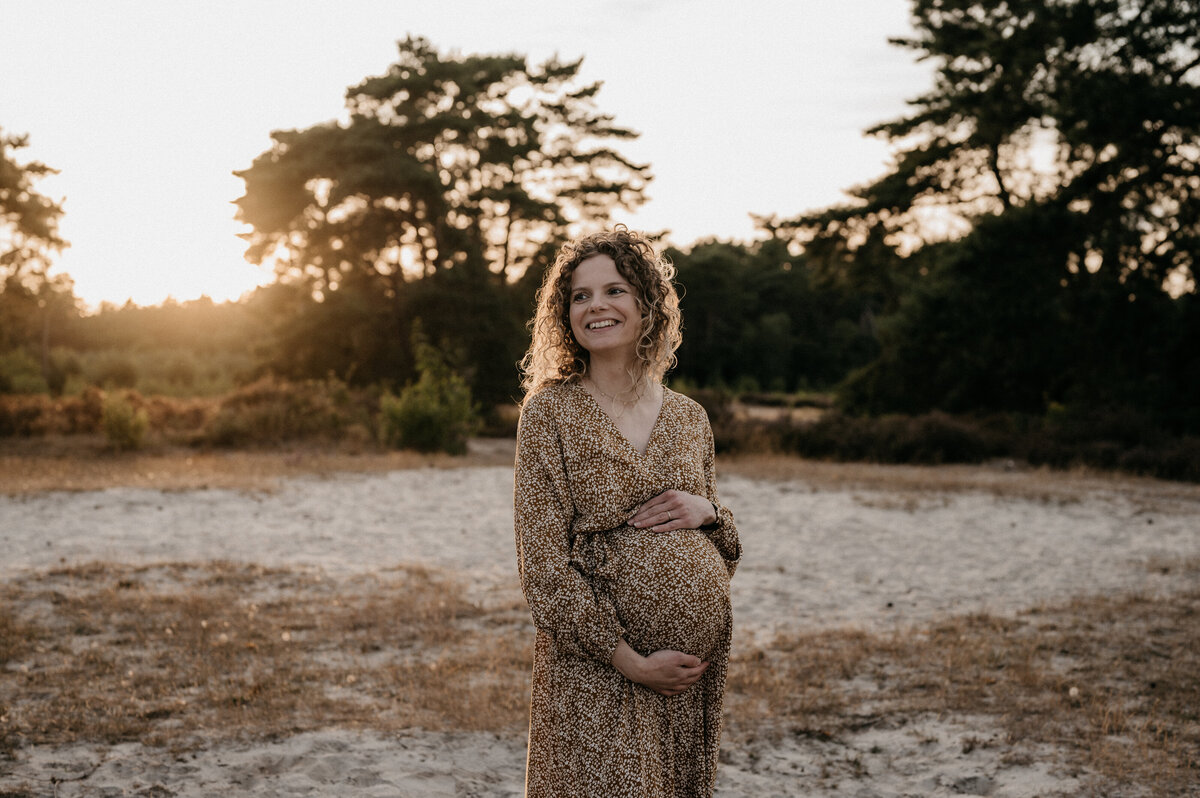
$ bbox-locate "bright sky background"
[1,0,933,309]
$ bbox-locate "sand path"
[4,467,1196,637]
[2,463,1198,796]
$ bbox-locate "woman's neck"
[586,355,645,398]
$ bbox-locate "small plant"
[102,393,149,451]
[380,330,478,455]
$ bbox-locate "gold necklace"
[585,378,646,421]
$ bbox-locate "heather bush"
[0,394,52,436]
[0,388,107,437]
[142,395,215,432]
[736,410,996,465]
[102,393,149,451]
[879,412,993,464]
[63,387,106,433]
[198,377,373,447]
[1115,440,1200,482]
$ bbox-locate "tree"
[790,0,1200,293]
[234,36,650,405]
[838,205,1075,414]
[669,234,879,392]
[784,0,1200,419]
[1,127,66,284]
[0,128,76,392]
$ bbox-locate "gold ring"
[667,510,672,521]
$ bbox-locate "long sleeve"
[514,394,624,664]
[701,412,742,577]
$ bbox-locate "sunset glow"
[2,1,932,309]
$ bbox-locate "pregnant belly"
[598,527,731,661]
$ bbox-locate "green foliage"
[838,207,1075,415]
[0,348,46,393]
[65,297,262,355]
[70,347,251,397]
[102,393,149,451]
[379,335,478,455]
[669,237,879,391]
[779,0,1200,427]
[93,355,139,389]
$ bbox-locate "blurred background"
[1,0,1197,480]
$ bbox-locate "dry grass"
[8,436,1200,507]
[0,561,532,757]
[725,589,1200,795]
[0,437,517,495]
[2,560,1196,794]
[722,452,1200,503]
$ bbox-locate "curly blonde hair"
[520,227,682,399]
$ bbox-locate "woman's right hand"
[611,639,709,696]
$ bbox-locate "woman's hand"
[627,489,717,533]
[611,639,709,696]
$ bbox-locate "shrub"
[883,412,993,464]
[63,387,106,433]
[0,349,48,394]
[102,393,149,451]
[143,395,215,432]
[165,357,196,388]
[0,394,52,436]
[767,411,993,465]
[1117,439,1200,482]
[380,339,477,455]
[198,377,369,447]
[95,356,139,389]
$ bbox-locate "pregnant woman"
[514,227,741,797]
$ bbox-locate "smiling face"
[568,254,644,361]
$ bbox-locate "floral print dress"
[514,382,741,798]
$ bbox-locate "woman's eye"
[572,293,587,303]
[609,287,625,295]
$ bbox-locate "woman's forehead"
[571,254,625,288]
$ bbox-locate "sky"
[1,0,934,309]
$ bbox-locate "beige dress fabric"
[514,382,741,798]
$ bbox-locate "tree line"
[3,3,1198,438]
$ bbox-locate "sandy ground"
[2,453,1199,796]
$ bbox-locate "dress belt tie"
[569,524,627,580]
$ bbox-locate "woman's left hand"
[628,489,717,532]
